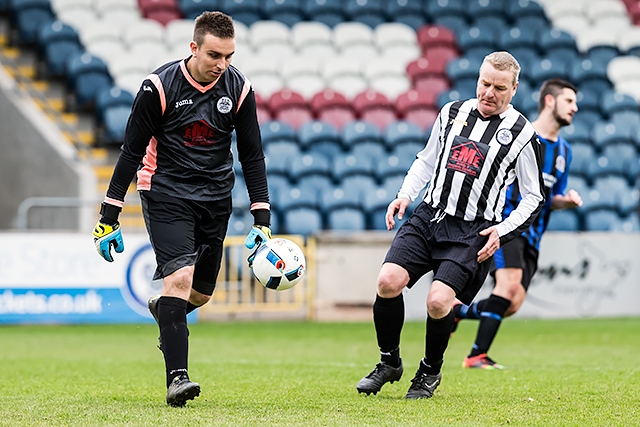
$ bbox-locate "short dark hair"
[538,78,577,112]
[193,11,235,45]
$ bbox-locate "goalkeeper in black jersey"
[92,11,271,407]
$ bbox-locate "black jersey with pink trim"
[104,58,269,210]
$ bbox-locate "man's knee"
[377,263,409,298]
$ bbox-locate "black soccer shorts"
[140,190,232,296]
[384,202,497,305]
[492,235,539,291]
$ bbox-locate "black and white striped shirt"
[398,99,545,244]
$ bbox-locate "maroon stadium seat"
[269,89,313,130]
[395,89,439,131]
[353,89,398,131]
[311,89,356,131]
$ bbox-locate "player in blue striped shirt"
[453,79,583,370]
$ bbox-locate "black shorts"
[140,190,232,296]
[491,235,539,291]
[384,202,497,305]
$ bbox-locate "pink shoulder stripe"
[237,78,251,112]
[136,137,159,191]
[147,74,166,114]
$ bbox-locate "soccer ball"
[251,238,306,290]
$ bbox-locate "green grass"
[1,318,639,426]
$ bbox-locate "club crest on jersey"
[496,128,513,145]
[555,155,566,173]
[447,135,489,178]
[217,96,233,114]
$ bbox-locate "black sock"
[186,302,199,314]
[469,294,511,357]
[373,294,404,367]
[423,311,455,375]
[158,296,190,387]
[455,299,487,320]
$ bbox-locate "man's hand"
[245,225,272,250]
[93,221,124,262]
[386,197,411,230]
[477,226,500,263]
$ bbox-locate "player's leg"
[356,262,409,395]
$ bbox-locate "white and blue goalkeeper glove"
[245,225,272,267]
[93,202,124,262]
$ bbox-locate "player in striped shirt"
[357,51,545,399]
[453,79,583,370]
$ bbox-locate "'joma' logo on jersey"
[175,99,193,108]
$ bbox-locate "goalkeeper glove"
[245,225,271,268]
[93,202,124,262]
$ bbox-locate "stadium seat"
[384,0,426,30]
[139,0,182,25]
[353,90,398,131]
[261,0,303,27]
[65,52,113,112]
[310,89,356,131]
[546,209,581,232]
[179,0,218,19]
[537,28,578,64]
[614,212,640,233]
[97,1,142,27]
[395,89,438,131]
[326,208,367,231]
[301,0,346,28]
[584,209,622,231]
[575,28,621,66]
[457,26,498,60]
[375,154,410,183]
[331,152,375,184]
[446,56,482,85]
[344,0,386,28]
[568,142,596,179]
[560,124,593,150]
[406,57,449,89]
[384,120,426,151]
[240,55,283,98]
[569,59,612,97]
[606,56,640,88]
[416,24,457,53]
[9,0,55,45]
[364,58,412,102]
[617,26,640,56]
[341,120,384,153]
[290,21,335,60]
[363,186,394,229]
[528,58,568,88]
[250,20,294,59]
[322,56,368,101]
[94,85,134,146]
[422,0,467,30]
[505,0,546,25]
[590,122,634,151]
[265,142,301,178]
[220,0,262,26]
[341,175,379,203]
[297,120,343,159]
[268,89,313,130]
[253,92,272,123]
[320,186,363,213]
[276,185,321,213]
[288,152,332,185]
[600,89,640,122]
[282,207,323,235]
[260,120,298,147]
[35,20,83,79]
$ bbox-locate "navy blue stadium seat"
[505,0,546,25]
[94,86,134,146]
[569,59,612,97]
[568,142,595,179]
[344,0,386,28]
[423,0,467,26]
[513,14,549,36]
[179,0,219,19]
[228,207,254,235]
[528,58,568,87]
[560,122,593,146]
[283,207,323,235]
[498,25,538,55]
[342,120,384,148]
[466,0,506,21]
[537,28,578,64]
[472,15,510,39]
[392,142,423,164]
[302,0,345,27]
[437,89,465,109]
[587,142,638,183]
[267,174,290,198]
[220,0,262,26]
[297,120,342,159]
[364,186,394,230]
[260,120,298,147]
[432,15,469,37]
[384,120,425,151]
[320,186,363,214]
[590,122,634,151]
[593,175,635,214]
[232,175,251,211]
[65,52,113,112]
[9,0,54,45]
[566,175,591,205]
[331,153,374,184]
[36,20,82,79]
[446,56,482,84]
[265,142,301,178]
[375,154,411,183]
[341,174,379,202]
[261,0,303,26]
[288,152,332,184]
[546,209,581,232]
[614,212,640,233]
[384,0,426,30]
[586,45,621,67]
[276,185,321,212]
[600,90,640,121]
[457,26,498,60]
[584,208,622,231]
[326,208,367,231]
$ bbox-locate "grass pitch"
[0,317,638,426]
